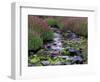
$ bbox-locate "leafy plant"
[61,48,70,55]
[30,55,40,64]
[48,57,60,65]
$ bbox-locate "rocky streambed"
[28,26,87,66]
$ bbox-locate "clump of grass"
[28,32,43,51]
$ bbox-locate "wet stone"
[41,61,50,66]
[66,32,78,40]
[72,56,83,64]
[55,61,62,65]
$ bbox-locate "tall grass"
[28,31,43,51]
[28,15,54,43]
[59,17,88,37]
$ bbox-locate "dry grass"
[59,17,88,37]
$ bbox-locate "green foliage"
[62,36,87,48]
[28,16,88,66]
[47,18,64,30]
[47,18,57,26]
[28,33,43,51]
[41,30,54,41]
[61,48,70,55]
[81,51,87,60]
[48,57,60,65]
[30,55,40,64]
[57,23,64,29]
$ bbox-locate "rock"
[58,56,71,60]
[55,61,62,65]
[66,32,78,40]
[69,48,76,52]
[73,56,83,61]
[54,33,61,38]
[51,50,60,57]
[41,61,50,66]
[51,41,62,51]
[56,30,61,34]
[44,43,51,50]
[68,48,78,56]
[53,38,61,42]
[67,30,72,33]
[64,62,72,65]
[72,56,83,64]
[51,45,62,51]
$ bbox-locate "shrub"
[47,18,57,26]
[28,32,43,51]
[41,29,54,42]
[61,48,70,55]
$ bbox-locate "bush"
[47,18,57,26]
[41,30,54,42]
[28,32,43,51]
